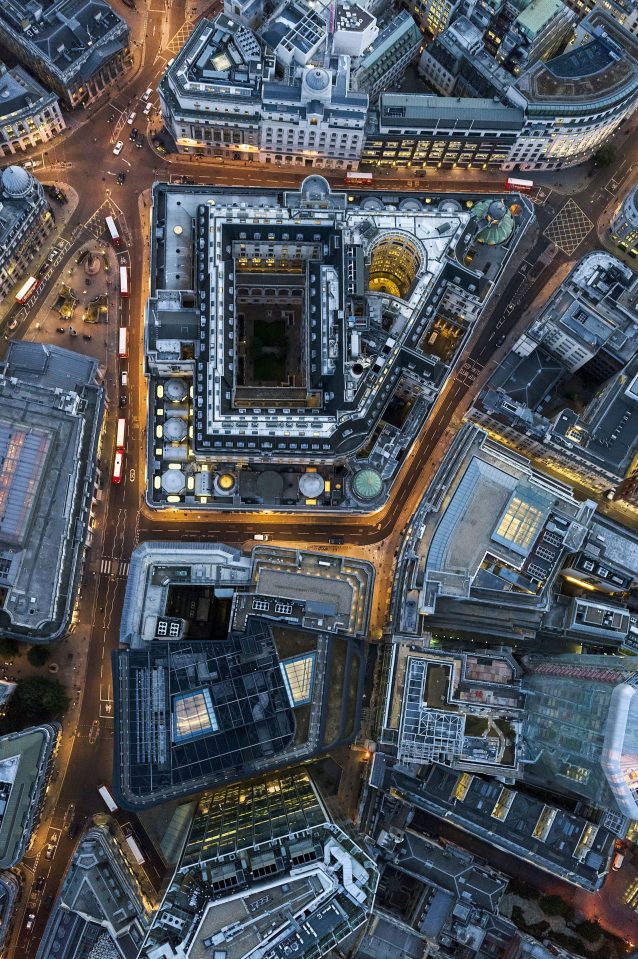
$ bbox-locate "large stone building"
[0,0,130,108]
[0,166,53,299]
[0,64,65,157]
[416,10,638,170]
[363,93,524,169]
[159,14,368,168]
[610,181,638,256]
[0,342,104,642]
[144,176,532,511]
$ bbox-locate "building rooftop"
[0,0,128,82]
[378,93,524,130]
[139,769,379,959]
[0,724,57,869]
[515,10,638,108]
[35,823,152,959]
[387,763,615,890]
[515,0,566,38]
[146,179,531,511]
[114,543,371,808]
[0,342,103,641]
[0,62,58,120]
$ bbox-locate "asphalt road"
[5,1,638,953]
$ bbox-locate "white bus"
[15,276,39,304]
[119,265,129,297]
[505,177,534,191]
[125,834,145,865]
[345,171,373,184]
[118,327,128,359]
[116,417,126,451]
[105,215,121,245]
[98,784,118,812]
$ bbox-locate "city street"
[3,0,638,954]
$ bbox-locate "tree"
[0,676,69,732]
[27,646,51,668]
[0,637,19,659]
[593,143,616,167]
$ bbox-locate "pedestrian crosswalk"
[99,558,130,578]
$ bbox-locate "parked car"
[112,140,124,156]
[130,127,138,141]
[56,327,66,334]
[142,87,153,100]
[127,112,136,124]
[143,102,152,115]
[116,172,127,185]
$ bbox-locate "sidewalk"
[0,183,80,330]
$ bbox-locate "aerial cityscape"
[1,0,638,956]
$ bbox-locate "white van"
[121,370,128,387]
[253,534,269,541]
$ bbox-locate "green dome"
[352,468,383,501]
[471,198,516,246]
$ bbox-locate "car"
[112,140,124,156]
[119,394,127,407]
[82,333,92,341]
[154,142,167,155]
[38,263,49,277]
[26,914,36,931]
[23,160,39,169]
[8,319,18,331]
[253,534,269,541]
[116,172,127,185]
[121,371,128,387]
[328,535,344,545]
[54,189,67,203]
[34,876,45,892]
[68,822,79,839]
[143,102,152,115]
[495,334,506,347]
[130,127,138,141]
[56,326,66,334]
[142,87,153,101]
[45,844,55,860]
[136,139,143,148]
[48,247,61,262]
[69,329,77,338]
[127,112,136,124]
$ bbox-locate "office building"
[0,165,53,299]
[506,10,638,170]
[407,0,460,37]
[160,14,368,167]
[611,182,638,256]
[35,822,153,959]
[138,767,379,959]
[349,11,422,102]
[379,646,523,774]
[470,253,638,492]
[0,872,19,951]
[405,424,596,640]
[0,724,58,869]
[145,176,532,511]
[114,542,373,807]
[381,760,616,890]
[494,0,576,74]
[258,59,368,169]
[520,654,638,818]
[159,15,265,160]
[0,64,65,157]
[363,93,524,169]
[0,0,130,108]
[0,342,104,642]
